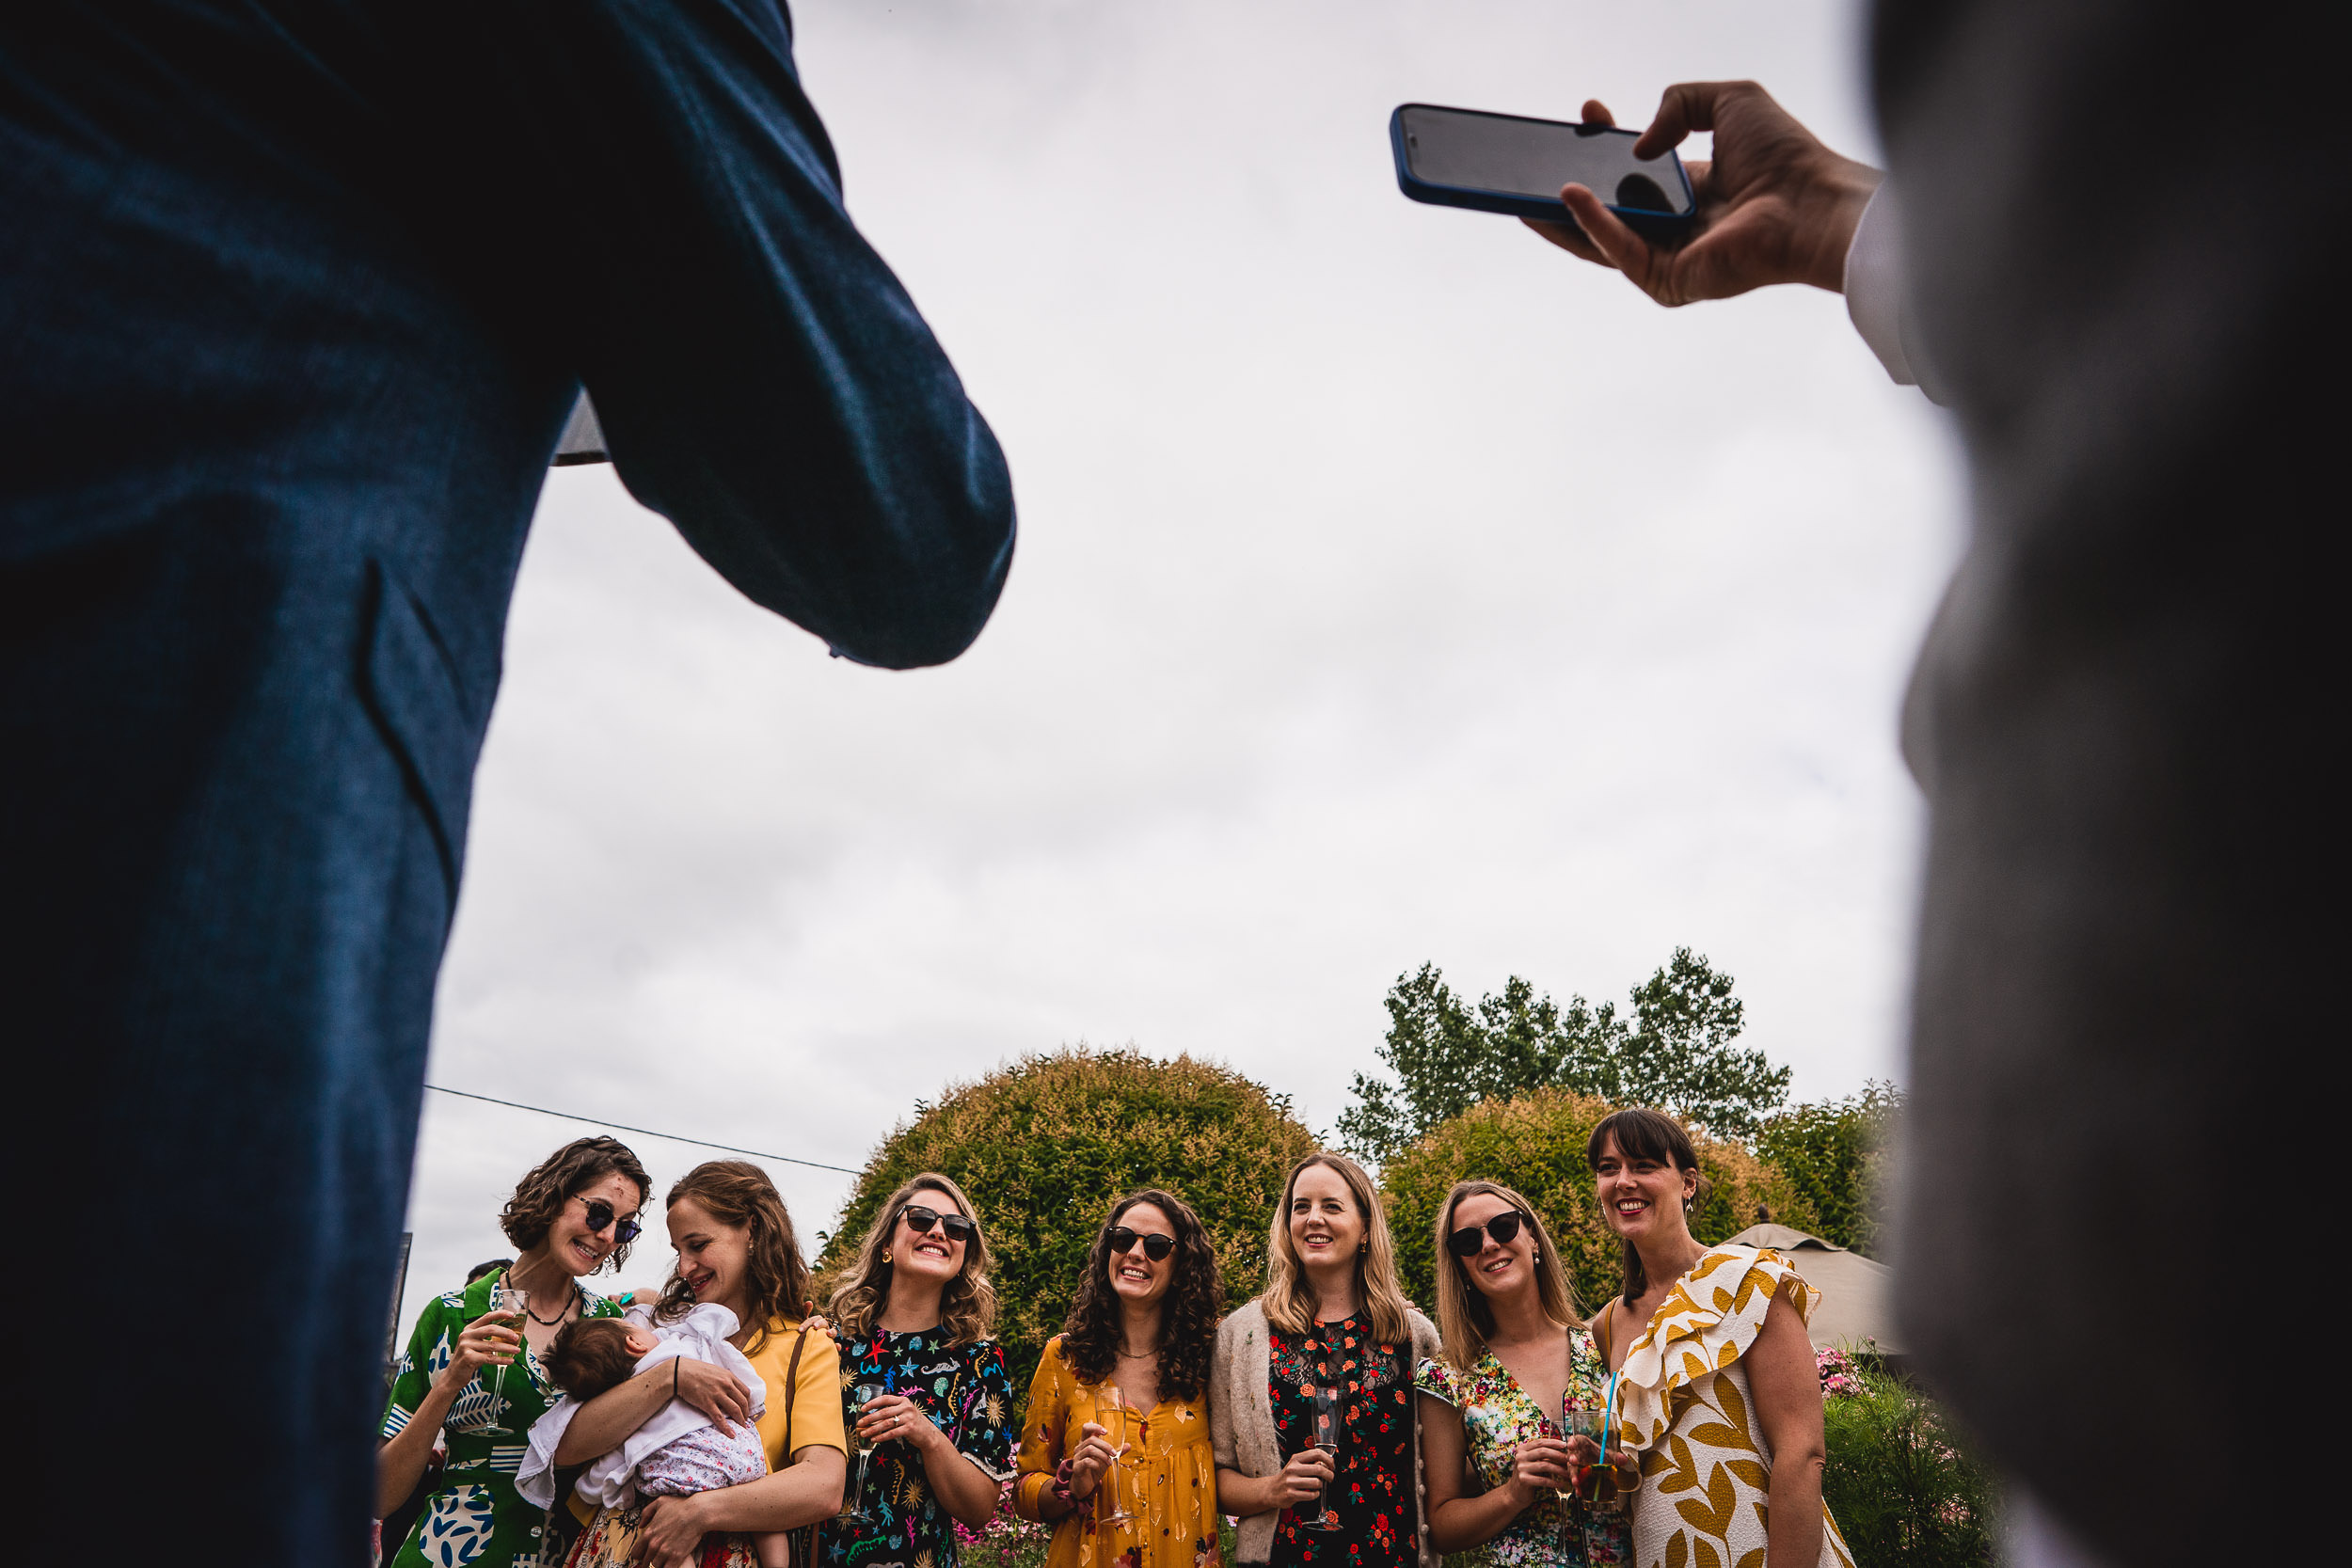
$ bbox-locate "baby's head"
[547,1318,660,1401]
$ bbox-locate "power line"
[421,1084,864,1176]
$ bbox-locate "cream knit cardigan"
[1208,1296,1442,1568]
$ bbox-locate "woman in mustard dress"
[1016,1189,1224,1568]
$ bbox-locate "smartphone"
[1390,103,1696,241]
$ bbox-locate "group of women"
[380,1109,1851,1568]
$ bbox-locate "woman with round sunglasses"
[378,1136,652,1568]
[1413,1181,1633,1568]
[1014,1189,1225,1568]
[1214,1152,1440,1568]
[1583,1110,1851,1568]
[818,1173,1018,1568]
[553,1160,849,1568]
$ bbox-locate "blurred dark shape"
[1872,3,2327,1564]
[1,1,1014,1560]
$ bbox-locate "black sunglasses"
[575,1195,643,1245]
[1447,1211,1533,1258]
[902,1204,977,1244]
[1105,1225,1176,1261]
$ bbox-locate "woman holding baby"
[551,1160,850,1568]
[378,1137,652,1568]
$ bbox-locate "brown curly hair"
[825,1172,1000,1348]
[1060,1189,1221,1401]
[654,1160,810,1354]
[498,1137,652,1273]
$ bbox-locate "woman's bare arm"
[1746,1286,1828,1568]
[1421,1392,1572,1553]
[549,1356,753,1465]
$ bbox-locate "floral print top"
[381,1269,629,1568]
[1266,1315,1418,1568]
[1411,1331,1631,1568]
[819,1326,1019,1568]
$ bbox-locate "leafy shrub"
[817,1047,1319,1390]
[1819,1348,1997,1568]
[1756,1082,1903,1257]
[1377,1088,1817,1314]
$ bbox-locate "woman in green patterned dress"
[378,1138,724,1568]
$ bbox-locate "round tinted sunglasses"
[573,1195,644,1244]
[902,1204,977,1243]
[1447,1210,1534,1257]
[1105,1225,1176,1261]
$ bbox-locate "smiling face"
[1105,1200,1177,1307]
[548,1171,646,1277]
[1450,1190,1538,1304]
[1288,1161,1366,1275]
[1592,1131,1699,1248]
[669,1194,753,1317]
[891,1188,969,1290]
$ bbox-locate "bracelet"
[673,1359,681,1401]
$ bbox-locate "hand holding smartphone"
[1390,103,1695,241]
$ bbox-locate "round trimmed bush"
[1378,1087,1819,1315]
[818,1047,1319,1389]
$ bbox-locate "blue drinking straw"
[1599,1370,1620,1467]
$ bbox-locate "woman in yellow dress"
[1015,1188,1223,1568]
[1583,1110,1853,1568]
[553,1161,850,1568]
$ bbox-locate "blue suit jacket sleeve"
[531,0,1014,669]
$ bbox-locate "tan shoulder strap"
[1593,1299,1615,1364]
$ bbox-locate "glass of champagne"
[842,1383,885,1521]
[1093,1384,1139,1528]
[1303,1380,1343,1532]
[487,1284,527,1418]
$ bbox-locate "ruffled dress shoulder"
[1613,1246,1852,1568]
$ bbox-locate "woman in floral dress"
[1015,1189,1224,1568]
[378,1138,655,1568]
[1584,1110,1851,1568]
[818,1172,1019,1568]
[1212,1152,1439,1568]
[1413,1181,1634,1568]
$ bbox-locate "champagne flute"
[487,1284,528,1419]
[841,1382,885,1520]
[1302,1380,1343,1532]
[1094,1384,1139,1528]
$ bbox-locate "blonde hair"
[825,1172,999,1348]
[1261,1152,1414,1346]
[1431,1179,1583,1370]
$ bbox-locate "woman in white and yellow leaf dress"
[1583,1110,1853,1568]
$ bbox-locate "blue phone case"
[1389,103,1696,243]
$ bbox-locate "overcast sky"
[398,0,1963,1331]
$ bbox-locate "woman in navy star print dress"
[818,1174,1018,1568]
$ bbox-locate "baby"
[519,1303,791,1568]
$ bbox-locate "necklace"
[1117,1345,1154,1359]
[525,1283,580,1326]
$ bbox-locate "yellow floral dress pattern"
[1613,1247,1853,1568]
[1014,1336,1221,1568]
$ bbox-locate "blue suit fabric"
[0,3,1014,1561]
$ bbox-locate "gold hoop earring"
[882,1247,893,1263]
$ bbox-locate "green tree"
[1337,949,1791,1162]
[1819,1349,1998,1567]
[1755,1081,1904,1258]
[1377,1087,1817,1314]
[817,1047,1317,1391]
